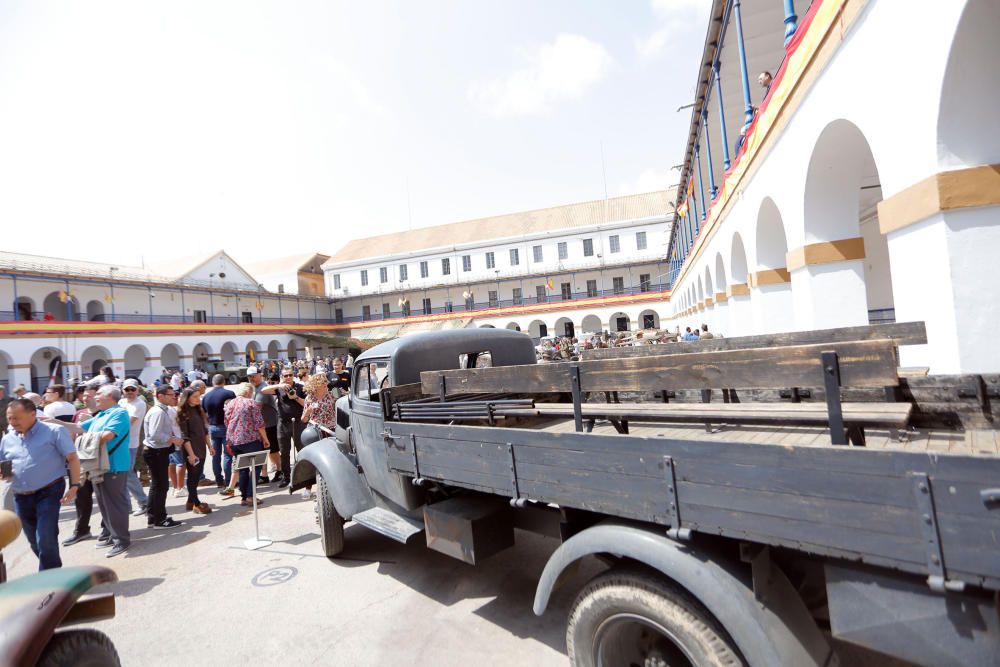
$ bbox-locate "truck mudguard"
[533,522,834,667]
[290,437,374,520]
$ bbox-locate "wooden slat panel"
[421,339,900,395]
[582,321,927,360]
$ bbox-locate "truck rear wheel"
[38,629,121,667]
[317,476,345,557]
[567,567,744,667]
[228,373,239,384]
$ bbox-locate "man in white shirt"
[186,368,201,385]
[119,379,149,515]
[170,371,183,392]
[42,384,76,422]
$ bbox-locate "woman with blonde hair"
[298,374,337,499]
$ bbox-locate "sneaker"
[220,488,236,498]
[95,537,113,549]
[153,518,183,529]
[62,531,92,547]
[172,488,187,498]
[132,504,147,517]
[106,543,129,558]
[198,479,214,487]
[278,479,290,489]
[256,476,270,485]
[300,488,311,499]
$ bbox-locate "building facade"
[323,190,676,339]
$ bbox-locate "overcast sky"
[0,0,710,266]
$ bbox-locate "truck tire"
[567,567,744,667]
[317,476,345,557]
[37,629,121,667]
[228,373,239,384]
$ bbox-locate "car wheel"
[37,629,121,667]
[317,476,344,557]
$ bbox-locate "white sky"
[0,0,711,266]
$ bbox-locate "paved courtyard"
[5,482,600,666]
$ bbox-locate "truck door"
[351,359,424,510]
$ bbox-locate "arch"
[554,317,575,338]
[220,341,238,362]
[85,299,106,322]
[938,0,1000,167]
[715,252,727,294]
[609,312,630,333]
[755,198,789,269]
[638,309,660,330]
[80,345,113,378]
[696,276,704,303]
[267,340,282,360]
[123,344,149,379]
[0,349,11,386]
[245,340,261,363]
[287,339,299,360]
[704,266,714,299]
[161,343,182,371]
[528,320,548,339]
[731,233,748,284]
[14,296,35,321]
[192,342,213,361]
[42,291,80,321]
[30,346,66,392]
[505,322,521,331]
[581,314,603,334]
[479,324,496,328]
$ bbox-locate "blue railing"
[0,311,341,326]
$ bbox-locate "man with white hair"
[82,385,133,557]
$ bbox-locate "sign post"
[235,451,271,550]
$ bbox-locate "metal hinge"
[664,456,691,541]
[911,472,965,593]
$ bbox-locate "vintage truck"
[200,359,248,385]
[291,327,1000,666]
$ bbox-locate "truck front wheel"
[317,476,345,557]
[228,373,239,384]
[567,567,744,667]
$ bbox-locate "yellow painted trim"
[9,363,31,369]
[750,269,791,287]
[704,297,714,307]
[697,302,705,311]
[714,292,727,303]
[786,238,866,271]
[877,164,1000,234]
[726,283,750,297]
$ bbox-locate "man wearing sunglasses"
[261,369,305,488]
[119,379,149,516]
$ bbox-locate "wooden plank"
[421,339,900,396]
[582,321,927,360]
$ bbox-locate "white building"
[323,190,675,339]
[0,250,340,390]
[663,0,1000,373]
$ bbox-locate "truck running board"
[352,507,425,544]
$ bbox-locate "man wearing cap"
[119,379,149,515]
[248,366,278,484]
[13,385,27,398]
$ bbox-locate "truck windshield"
[354,359,390,401]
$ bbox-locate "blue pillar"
[733,0,755,129]
[714,65,731,170]
[12,275,18,321]
[783,0,798,46]
[278,296,283,323]
[210,292,215,321]
[110,284,116,321]
[691,192,700,239]
[180,289,185,322]
[701,110,718,200]
[147,287,154,323]
[695,145,707,224]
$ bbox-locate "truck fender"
[533,522,834,667]
[290,437,374,520]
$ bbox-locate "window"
[442,258,451,275]
[379,267,388,283]
[399,264,408,281]
[512,288,522,305]
[462,255,472,272]
[420,261,429,278]
[193,310,207,323]
[583,238,594,257]
[360,270,368,287]
[401,301,410,316]
[488,290,498,308]
[333,274,341,289]
[241,311,253,324]
[465,293,475,310]
[509,248,519,266]
[382,303,390,319]
[563,321,575,337]
[643,313,656,329]
[561,282,572,300]
[609,235,620,254]
[557,242,568,260]
[586,280,598,298]
[486,252,495,269]
[445,300,453,313]
[640,273,651,293]
[362,305,371,321]
[536,285,547,303]
[613,276,625,295]
[636,231,647,250]
[538,323,548,338]
[533,245,543,263]
[335,308,343,324]
[422,298,432,315]
[353,359,389,402]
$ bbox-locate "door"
[351,358,424,510]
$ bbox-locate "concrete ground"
[4,479,601,666]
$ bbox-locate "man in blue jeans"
[0,398,82,570]
[202,374,235,488]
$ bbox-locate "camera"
[287,388,297,398]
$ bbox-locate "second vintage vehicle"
[200,358,248,385]
[291,326,1000,667]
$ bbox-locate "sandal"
[219,488,236,498]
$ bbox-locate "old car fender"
[290,437,374,520]
[533,522,833,667]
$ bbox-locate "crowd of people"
[0,354,353,570]
[534,323,719,362]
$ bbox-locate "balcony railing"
[0,311,340,326]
